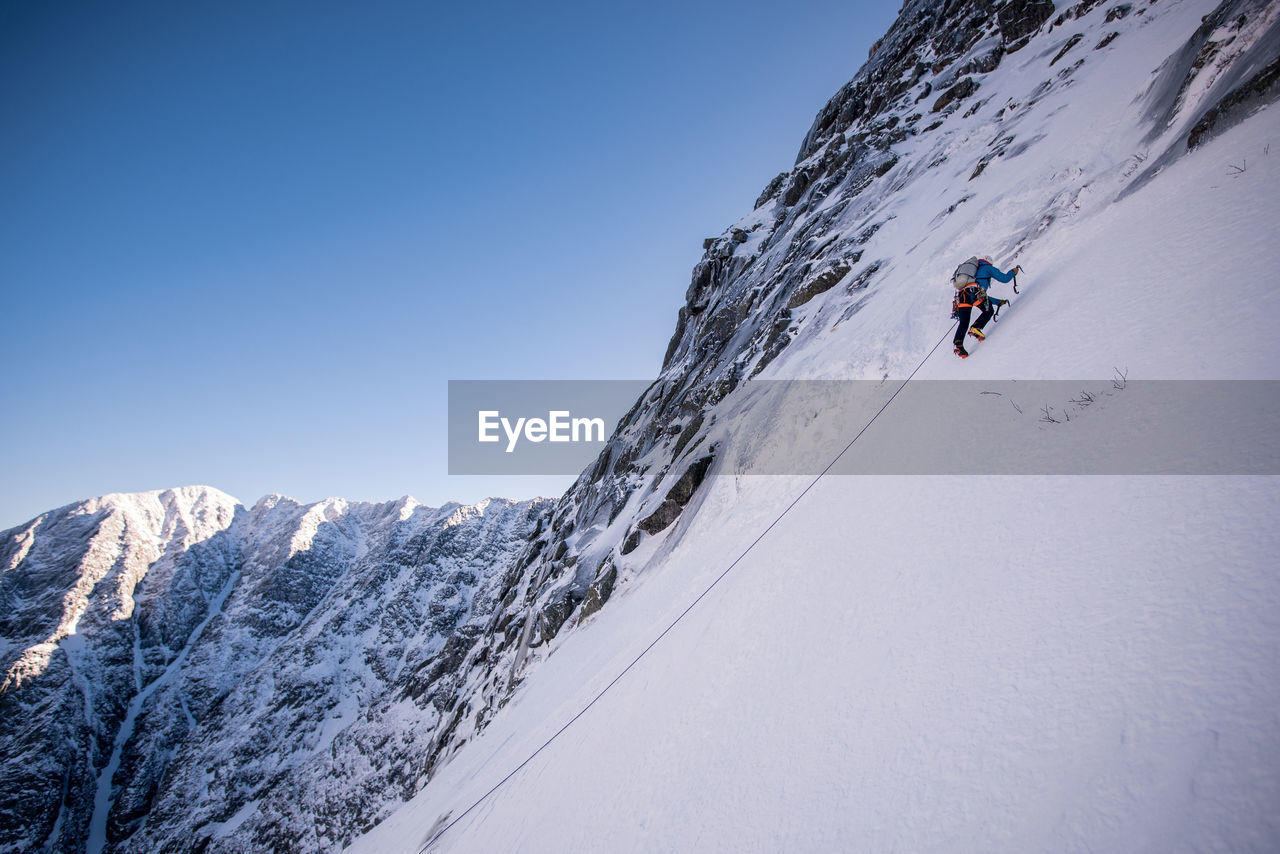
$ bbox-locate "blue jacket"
[975,261,1016,291]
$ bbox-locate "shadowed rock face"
[529,0,1041,596]
[453,0,1278,807]
[1123,0,1280,193]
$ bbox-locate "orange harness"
[955,284,986,309]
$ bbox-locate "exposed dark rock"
[1058,58,1086,79]
[788,262,851,309]
[533,587,582,645]
[671,413,705,460]
[932,77,979,113]
[664,455,715,507]
[637,500,682,535]
[1053,0,1105,28]
[578,561,618,621]
[1187,53,1280,148]
[661,307,688,370]
[794,0,1002,162]
[970,133,1017,180]
[1052,33,1085,65]
[783,170,812,206]
[1105,3,1133,22]
[752,310,795,377]
[849,262,883,291]
[755,172,788,209]
[1137,0,1272,147]
[620,528,643,555]
[404,628,477,712]
[967,46,1006,74]
[998,0,1055,47]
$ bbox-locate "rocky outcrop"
[931,76,979,113]
[788,262,853,309]
[1119,0,1280,192]
[577,560,619,621]
[997,0,1056,48]
[634,453,715,538]
[1188,52,1280,147]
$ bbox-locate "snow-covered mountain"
[347,0,1280,849]
[4,0,1279,850]
[0,488,551,853]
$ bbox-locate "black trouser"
[954,303,993,346]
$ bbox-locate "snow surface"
[356,477,1279,853]
[349,0,1280,849]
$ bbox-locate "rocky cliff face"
[4,0,1278,849]
[448,0,1280,732]
[399,0,1279,827]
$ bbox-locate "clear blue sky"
[0,0,898,528]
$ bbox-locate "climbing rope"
[417,325,954,853]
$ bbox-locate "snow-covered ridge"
[0,486,551,853]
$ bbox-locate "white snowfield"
[349,0,1280,849]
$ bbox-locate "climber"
[951,257,1020,358]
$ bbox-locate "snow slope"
[350,0,1280,849]
[356,477,1279,853]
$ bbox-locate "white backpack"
[951,256,984,289]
